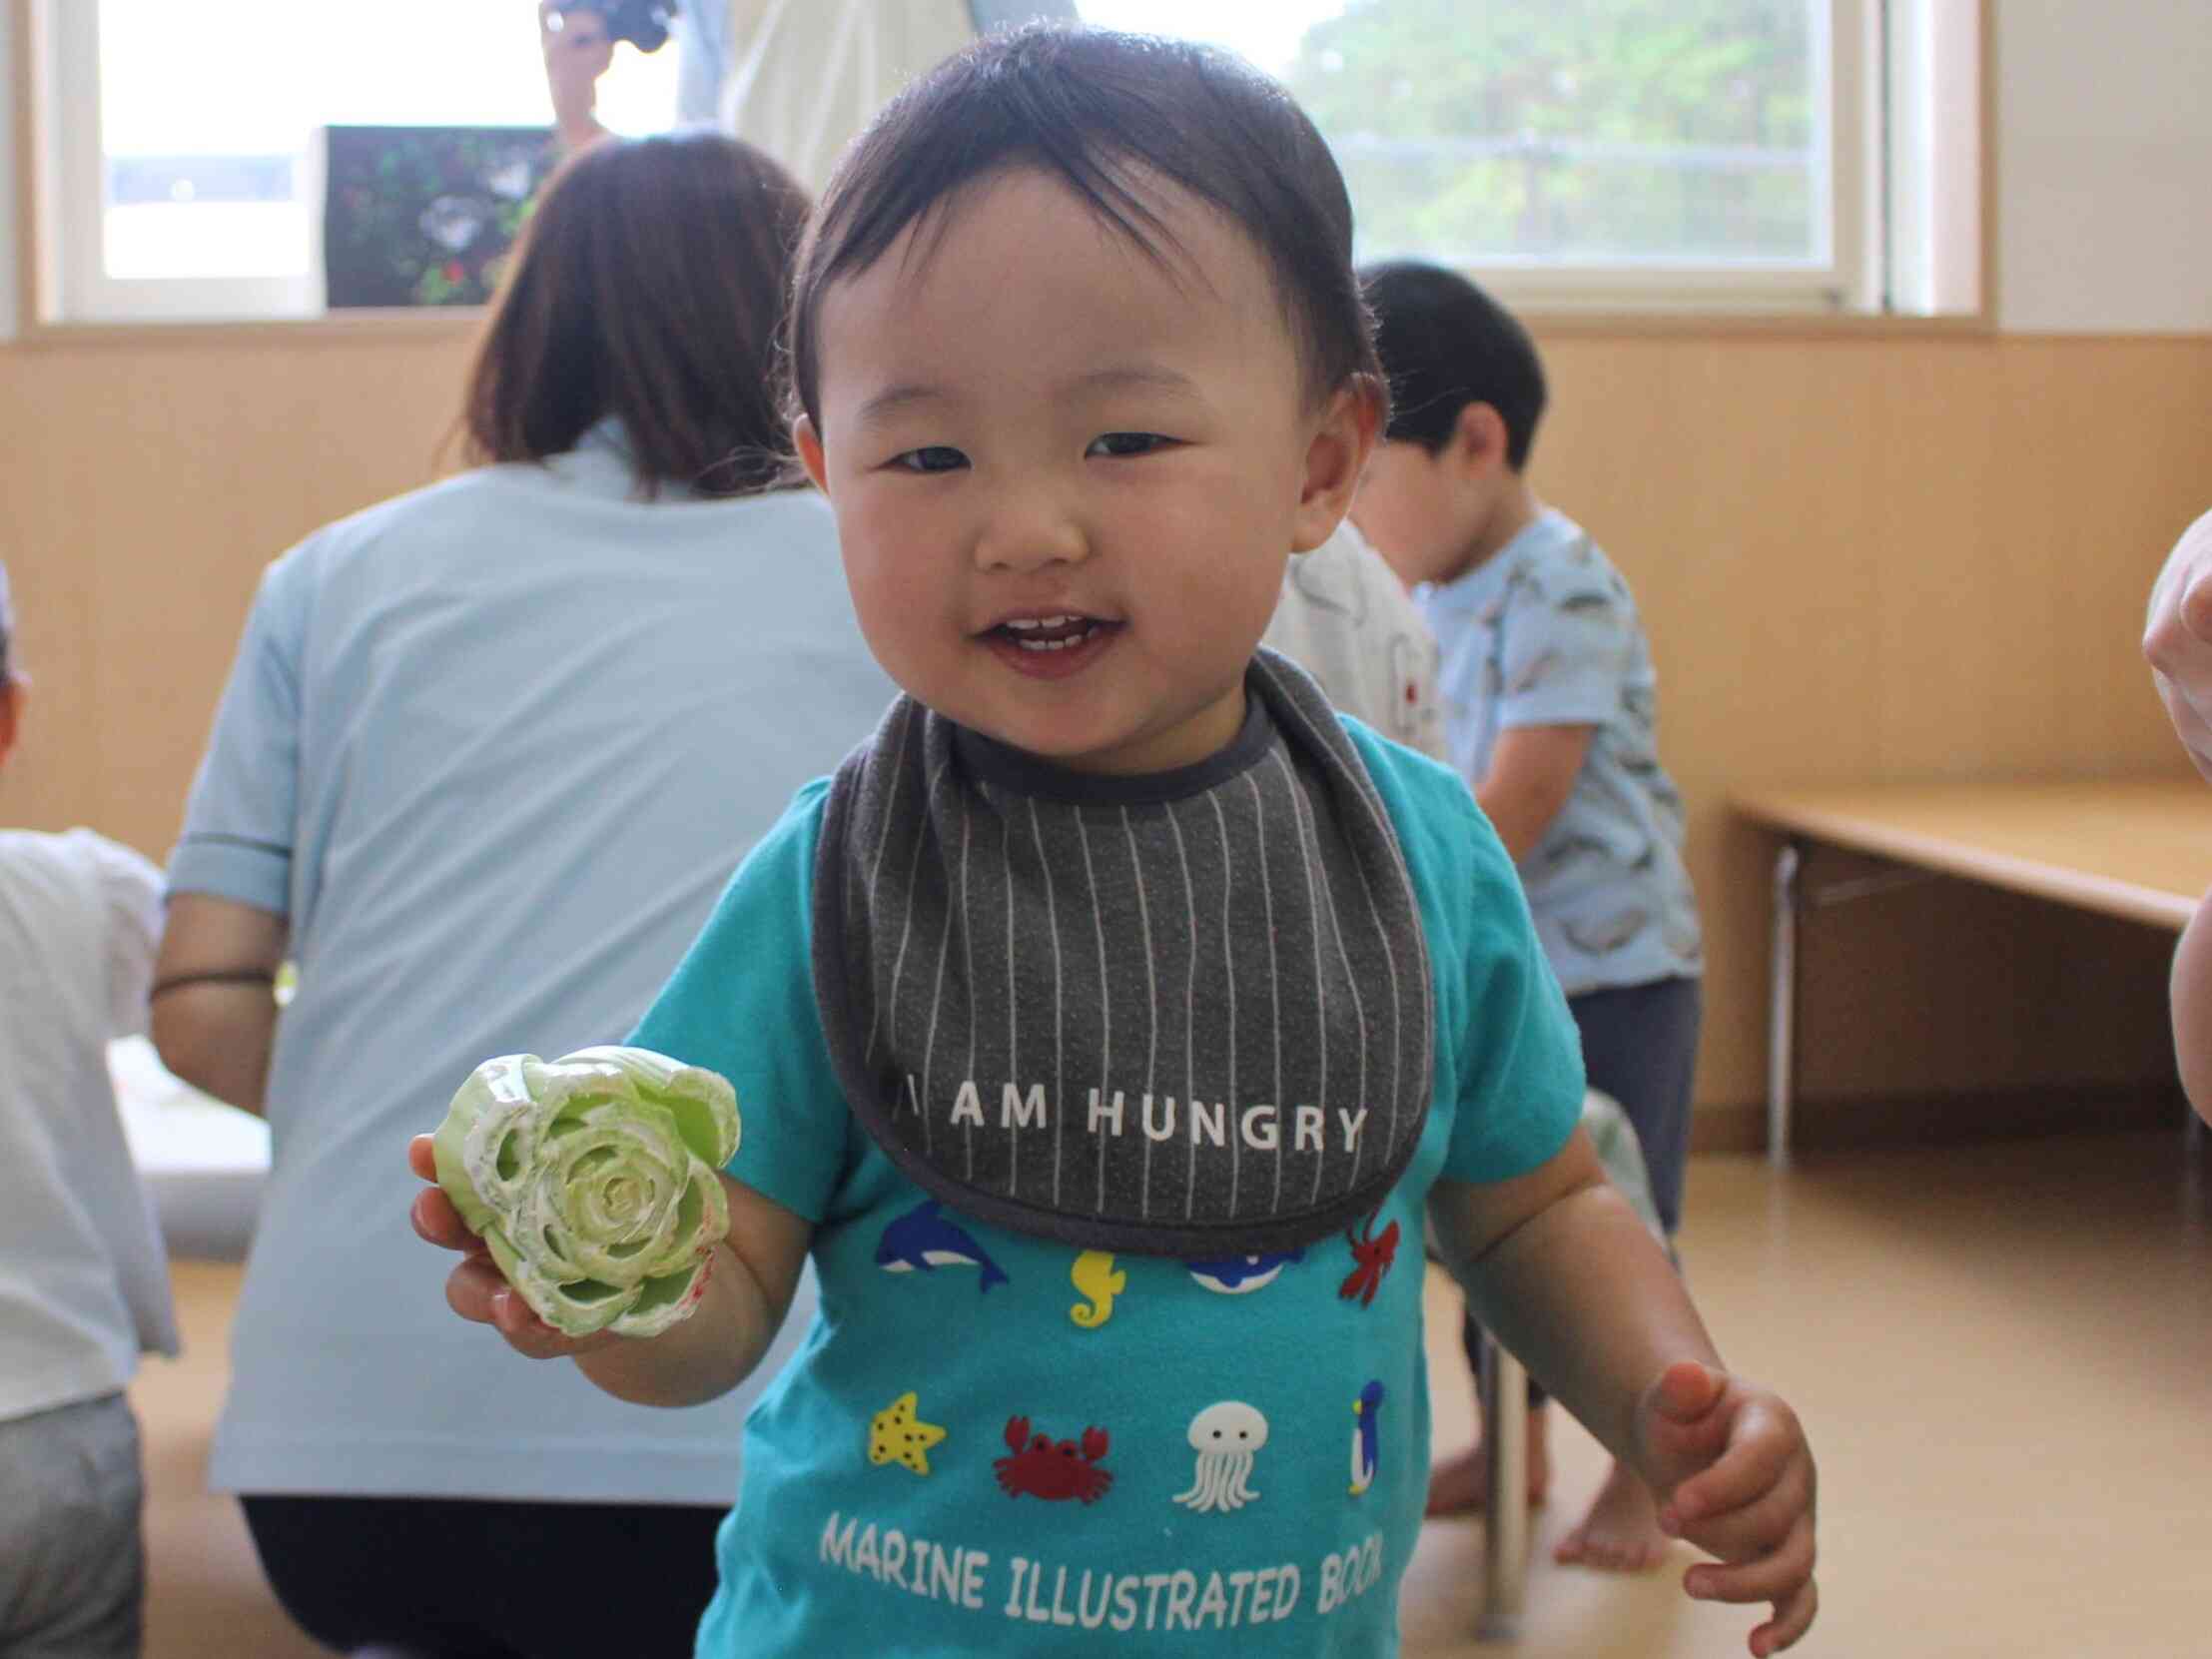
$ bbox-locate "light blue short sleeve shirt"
[166,427,899,1503]
[1418,508,1702,996]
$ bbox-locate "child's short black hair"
[787,24,1381,425]
[0,559,14,687]
[1361,261,1547,471]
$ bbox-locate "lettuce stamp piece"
[432,1046,740,1338]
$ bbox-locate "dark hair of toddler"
[786,24,1385,428]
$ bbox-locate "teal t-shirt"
[631,719,1584,1659]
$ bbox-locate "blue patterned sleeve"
[626,780,853,1223]
[1495,561,1632,731]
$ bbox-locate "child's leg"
[1550,975,1702,1572]
[1423,1312,1555,1515]
[1427,977,1702,1524]
[0,1392,146,1658]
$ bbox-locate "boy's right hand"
[407,1135,623,1362]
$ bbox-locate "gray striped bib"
[813,651,1434,1256]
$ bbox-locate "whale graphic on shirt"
[1186,1249,1304,1294]
[875,1200,1010,1292]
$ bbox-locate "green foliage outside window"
[1277,0,1821,265]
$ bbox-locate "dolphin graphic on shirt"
[875,1200,1010,1292]
[1186,1249,1304,1294]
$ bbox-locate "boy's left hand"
[1638,1360,1818,1656]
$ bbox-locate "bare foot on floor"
[1553,1457,1671,1572]
[1423,1413,1551,1516]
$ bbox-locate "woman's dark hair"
[1361,261,1547,471]
[462,131,810,497]
[786,24,1382,427]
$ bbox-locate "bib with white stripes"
[812,651,1434,1256]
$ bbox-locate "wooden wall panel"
[2,330,470,861]
[3,326,2208,1123]
[1530,332,2211,1120]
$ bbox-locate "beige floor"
[137,1131,2212,1659]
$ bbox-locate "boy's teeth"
[1014,623,1100,652]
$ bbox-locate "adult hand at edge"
[2144,509,2212,784]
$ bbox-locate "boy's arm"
[1431,1137,1818,1656]
[409,1137,811,1407]
[151,892,287,1115]
[1430,1127,1717,1456]
[1475,723,1593,861]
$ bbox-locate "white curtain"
[715,0,1077,196]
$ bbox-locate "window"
[26,0,683,323]
[1076,0,1977,316]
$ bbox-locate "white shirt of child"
[0,828,179,1423]
[1261,520,1447,763]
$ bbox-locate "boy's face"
[1351,439,1467,588]
[798,168,1368,776]
[1351,407,1517,588]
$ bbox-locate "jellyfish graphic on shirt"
[1172,1401,1268,1514]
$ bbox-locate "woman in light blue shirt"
[152,134,894,1659]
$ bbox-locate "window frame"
[1307,0,1878,317]
[35,0,325,324]
[8,0,1990,341]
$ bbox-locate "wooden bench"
[1732,776,2211,1165]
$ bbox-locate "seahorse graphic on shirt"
[1070,1250,1125,1328]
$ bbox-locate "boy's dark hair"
[1361,261,1547,471]
[786,24,1382,426]
[462,132,810,497]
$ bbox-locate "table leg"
[1768,840,1802,1170]
[1477,1336,1529,1641]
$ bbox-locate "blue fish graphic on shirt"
[1186,1249,1303,1294]
[876,1200,1010,1292]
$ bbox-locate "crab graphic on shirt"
[995,1416,1113,1504]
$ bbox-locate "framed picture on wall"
[321,126,558,309]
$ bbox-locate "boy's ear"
[1448,402,1512,478]
[1291,376,1384,554]
[793,415,831,495]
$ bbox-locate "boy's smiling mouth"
[978,611,1125,677]
[994,613,1111,651]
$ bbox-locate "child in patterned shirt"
[1351,261,1708,1573]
